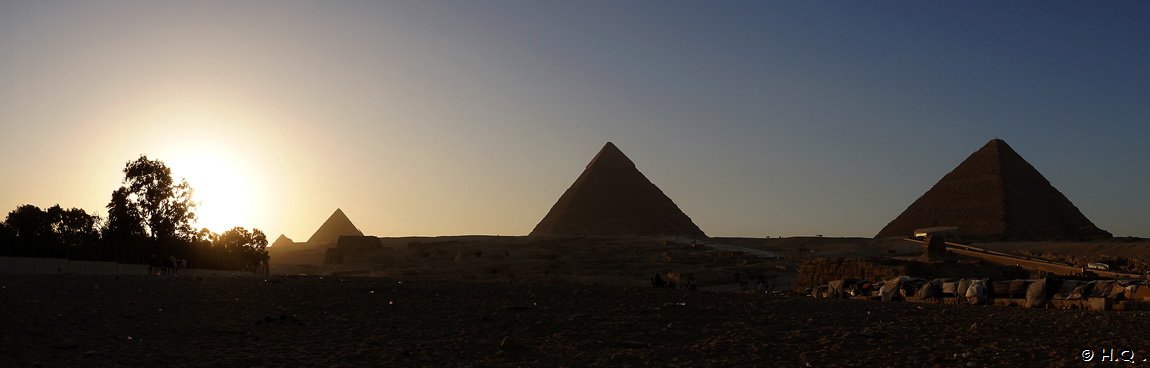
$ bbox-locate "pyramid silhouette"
[876,139,1111,241]
[531,142,706,238]
[270,234,295,248]
[306,208,364,245]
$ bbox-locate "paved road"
[908,239,1143,279]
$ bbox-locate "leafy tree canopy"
[108,155,197,242]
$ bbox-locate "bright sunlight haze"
[2,1,1148,240]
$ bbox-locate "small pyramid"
[271,234,294,248]
[876,139,1110,241]
[307,208,364,245]
[531,142,707,238]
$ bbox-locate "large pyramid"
[531,142,707,238]
[876,139,1110,241]
[306,208,364,245]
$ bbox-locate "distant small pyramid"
[307,208,364,245]
[271,234,294,248]
[876,139,1110,241]
[531,142,707,238]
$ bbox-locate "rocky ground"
[1,274,1144,367]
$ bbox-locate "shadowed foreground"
[0,275,1141,367]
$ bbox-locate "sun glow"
[126,102,280,235]
[165,145,257,234]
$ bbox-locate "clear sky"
[2,1,1148,240]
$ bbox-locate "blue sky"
[1,1,1147,238]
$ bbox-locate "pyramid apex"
[975,139,1023,163]
[271,234,294,247]
[328,208,352,220]
[587,141,635,170]
[982,138,1009,148]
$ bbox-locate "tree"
[47,205,102,259]
[104,187,145,240]
[116,155,197,242]
[185,227,216,268]
[102,156,198,263]
[96,155,267,271]
[6,205,51,238]
[213,227,269,271]
[104,186,150,262]
[0,222,13,257]
[5,205,54,257]
[3,204,103,259]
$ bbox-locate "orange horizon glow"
[113,104,292,236]
[3,2,1148,240]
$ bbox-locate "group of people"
[148,255,186,276]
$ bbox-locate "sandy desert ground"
[10,236,1150,367]
[3,274,1148,367]
[267,236,925,290]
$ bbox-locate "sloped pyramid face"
[531,142,707,238]
[306,208,364,245]
[271,234,295,248]
[876,139,1111,241]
